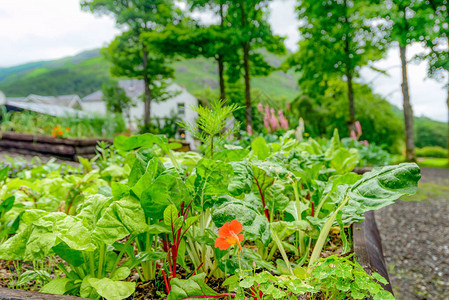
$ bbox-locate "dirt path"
[375,167,449,299]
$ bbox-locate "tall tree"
[81,0,178,128]
[225,0,285,127]
[421,0,449,160]
[377,0,429,161]
[188,0,230,101]
[289,0,385,132]
[144,18,234,102]
[102,80,133,117]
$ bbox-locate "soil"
[375,167,449,300]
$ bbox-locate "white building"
[82,80,198,147]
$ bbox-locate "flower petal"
[215,237,231,250]
[230,219,243,234]
[238,234,244,241]
[218,222,231,237]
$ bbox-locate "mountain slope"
[0,49,298,99]
[391,104,447,148]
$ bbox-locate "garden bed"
[0,132,111,161]
[0,212,393,299]
[0,132,191,161]
[0,127,419,299]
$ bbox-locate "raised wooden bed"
[0,132,192,161]
[354,210,394,294]
[0,132,112,161]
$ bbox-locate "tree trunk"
[343,0,355,133]
[243,42,252,127]
[399,45,416,162]
[218,55,226,101]
[218,2,226,101]
[142,46,152,129]
[240,3,252,127]
[346,72,356,131]
[447,73,449,162]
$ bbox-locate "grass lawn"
[403,182,449,202]
[417,158,449,169]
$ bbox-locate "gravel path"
[375,167,449,300]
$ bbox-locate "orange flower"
[51,126,59,137]
[65,127,70,132]
[215,220,244,253]
[58,130,63,135]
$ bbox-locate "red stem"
[181,293,236,299]
[161,268,170,293]
[66,200,73,215]
[192,262,204,276]
[254,177,270,220]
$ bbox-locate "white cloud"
[0,0,118,66]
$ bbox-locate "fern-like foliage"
[179,99,241,159]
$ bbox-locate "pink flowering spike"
[280,117,289,130]
[270,111,279,131]
[257,103,263,113]
[264,117,271,133]
[361,140,369,146]
[350,130,357,140]
[277,110,284,118]
[246,125,253,135]
[355,121,362,137]
[265,105,270,116]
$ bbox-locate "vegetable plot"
[0,127,420,299]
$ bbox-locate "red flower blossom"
[215,220,244,253]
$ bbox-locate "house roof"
[27,94,82,108]
[5,100,87,117]
[82,80,192,102]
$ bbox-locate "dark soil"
[375,167,449,300]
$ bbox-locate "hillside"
[391,104,447,148]
[0,49,298,100]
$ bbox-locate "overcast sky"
[0,0,447,122]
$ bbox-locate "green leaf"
[371,272,388,285]
[343,163,421,223]
[215,149,249,162]
[193,159,233,209]
[325,128,340,158]
[185,215,200,228]
[0,165,9,181]
[0,196,15,215]
[239,276,255,288]
[53,216,96,251]
[114,133,169,153]
[222,275,239,286]
[228,162,253,197]
[163,205,182,230]
[40,278,72,295]
[330,148,359,174]
[131,157,164,199]
[17,270,51,286]
[110,267,131,281]
[140,174,189,220]
[88,277,135,300]
[167,273,217,300]
[93,196,148,245]
[212,198,270,243]
[251,136,270,160]
[52,241,85,267]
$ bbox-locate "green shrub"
[416,146,448,158]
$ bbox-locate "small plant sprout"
[179,98,240,159]
[215,220,244,254]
